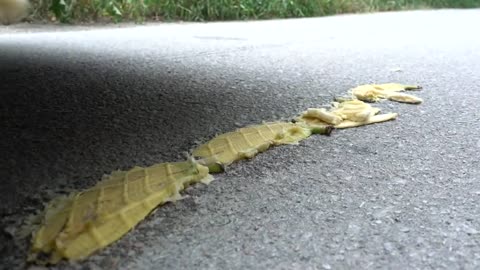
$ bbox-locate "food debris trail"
[25,83,422,265]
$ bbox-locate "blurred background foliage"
[27,0,480,23]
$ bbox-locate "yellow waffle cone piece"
[29,159,210,264]
[351,83,422,104]
[192,122,314,172]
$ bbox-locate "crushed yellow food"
[28,159,210,264]
[297,100,397,129]
[193,122,316,172]
[27,82,423,265]
[351,83,423,104]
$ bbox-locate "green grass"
[28,0,480,23]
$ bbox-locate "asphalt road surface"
[1,9,480,270]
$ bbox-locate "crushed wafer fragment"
[351,83,422,104]
[28,159,210,264]
[303,108,343,125]
[297,100,397,129]
[334,113,398,128]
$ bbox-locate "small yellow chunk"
[387,93,423,104]
[298,100,397,129]
[335,113,398,129]
[303,108,343,125]
[351,83,422,104]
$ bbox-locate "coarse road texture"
[1,9,480,270]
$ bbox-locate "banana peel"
[351,83,423,104]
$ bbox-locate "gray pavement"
[1,9,480,270]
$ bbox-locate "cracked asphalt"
[1,9,480,270]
